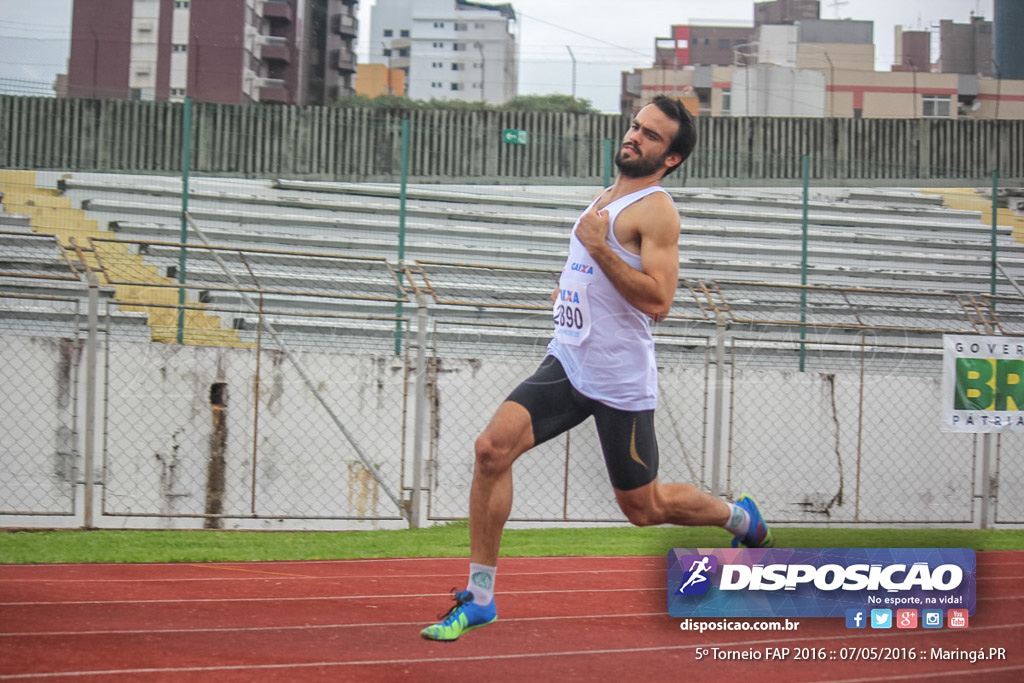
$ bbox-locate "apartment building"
[369,0,517,105]
[66,0,358,105]
[624,11,1023,120]
[939,15,993,78]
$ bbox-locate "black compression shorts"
[505,355,659,491]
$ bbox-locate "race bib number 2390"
[553,283,591,345]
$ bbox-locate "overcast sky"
[0,0,995,112]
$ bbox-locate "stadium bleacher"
[3,170,1022,357]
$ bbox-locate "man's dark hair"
[649,94,698,176]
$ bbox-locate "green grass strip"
[1,525,1022,564]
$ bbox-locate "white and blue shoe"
[420,589,497,641]
[731,494,775,548]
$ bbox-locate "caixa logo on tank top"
[570,261,595,275]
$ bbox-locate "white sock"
[723,503,751,538]
[467,563,496,606]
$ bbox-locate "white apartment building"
[127,0,195,101]
[369,0,518,104]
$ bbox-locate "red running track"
[0,552,1021,682]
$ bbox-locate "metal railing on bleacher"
[0,230,81,283]
[87,237,408,303]
[687,280,1002,335]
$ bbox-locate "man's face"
[614,104,681,178]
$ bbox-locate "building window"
[400,29,410,37]
[922,94,951,118]
[455,23,467,31]
[453,42,466,51]
[398,48,409,57]
[173,44,188,52]
[433,42,444,48]
[171,88,186,97]
[383,29,393,37]
[451,82,462,91]
[383,48,392,57]
[434,22,445,29]
[174,1,189,8]
[451,63,464,71]
[474,23,485,30]
[718,39,730,50]
[432,61,443,68]
[432,82,442,88]
[721,89,731,115]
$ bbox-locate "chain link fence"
[3,165,1024,529]
[0,297,82,517]
[3,248,1024,528]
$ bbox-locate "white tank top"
[547,185,671,411]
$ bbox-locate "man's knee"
[474,402,533,477]
[474,429,518,477]
[618,497,662,527]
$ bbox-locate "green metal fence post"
[176,96,192,345]
[603,138,612,187]
[992,170,999,297]
[395,118,410,356]
[800,154,810,371]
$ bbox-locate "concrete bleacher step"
[678,220,1022,251]
[273,179,590,212]
[63,175,1014,279]
[923,187,1024,243]
[0,211,33,230]
[106,219,568,270]
[64,178,578,231]
[845,189,946,207]
[10,170,1022,356]
[278,179,964,223]
[0,298,152,340]
[204,292,403,320]
[0,171,253,348]
[65,176,993,240]
[81,195,570,251]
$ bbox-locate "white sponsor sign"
[942,334,1024,433]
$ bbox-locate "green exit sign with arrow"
[502,129,529,145]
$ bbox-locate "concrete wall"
[5,95,1023,184]
[5,331,1021,529]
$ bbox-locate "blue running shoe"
[420,589,497,641]
[731,494,774,548]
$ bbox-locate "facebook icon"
[846,609,867,629]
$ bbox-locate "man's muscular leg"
[614,479,731,528]
[469,400,535,566]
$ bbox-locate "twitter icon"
[870,609,892,629]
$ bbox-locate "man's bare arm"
[574,194,679,320]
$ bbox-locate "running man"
[679,556,713,593]
[421,95,773,642]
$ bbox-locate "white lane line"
[3,588,1021,609]
[0,585,666,607]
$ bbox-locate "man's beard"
[614,145,669,178]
